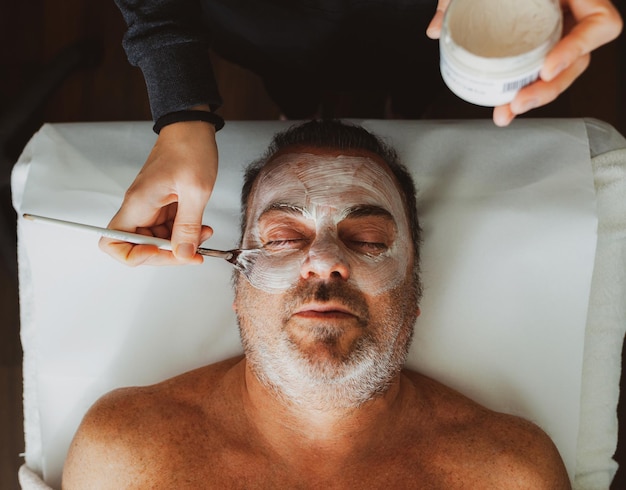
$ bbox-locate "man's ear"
[416,307,421,318]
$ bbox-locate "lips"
[292,303,358,320]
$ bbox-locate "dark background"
[0,1,624,489]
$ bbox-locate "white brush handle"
[23,213,173,250]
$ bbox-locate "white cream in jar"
[439,0,562,106]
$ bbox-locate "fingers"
[99,194,213,266]
[98,189,172,265]
[492,53,590,126]
[170,191,213,260]
[99,121,219,266]
[98,239,177,267]
[426,0,451,39]
[99,183,209,266]
[99,217,213,266]
[542,0,622,81]
[492,106,516,128]
[471,0,622,127]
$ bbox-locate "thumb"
[426,0,450,39]
[170,197,207,260]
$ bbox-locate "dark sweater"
[114,0,438,121]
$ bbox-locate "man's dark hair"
[240,119,422,288]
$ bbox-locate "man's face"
[234,148,420,409]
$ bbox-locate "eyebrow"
[257,203,395,223]
[258,203,309,221]
[342,204,394,221]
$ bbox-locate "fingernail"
[175,242,196,259]
[494,113,512,127]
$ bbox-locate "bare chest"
[144,431,491,490]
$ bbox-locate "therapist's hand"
[426,0,623,127]
[99,120,218,266]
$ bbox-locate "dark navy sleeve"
[114,0,223,121]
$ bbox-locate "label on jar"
[440,54,541,107]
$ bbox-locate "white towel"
[19,465,53,490]
[573,147,626,490]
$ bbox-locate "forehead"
[248,149,405,214]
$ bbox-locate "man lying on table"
[63,120,571,489]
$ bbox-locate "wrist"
[153,109,225,134]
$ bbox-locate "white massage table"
[12,119,626,489]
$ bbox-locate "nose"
[300,235,350,281]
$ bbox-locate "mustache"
[284,281,370,324]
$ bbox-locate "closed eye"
[258,210,313,251]
[339,214,395,256]
[345,240,389,254]
[264,238,307,249]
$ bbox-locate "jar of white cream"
[439,0,563,107]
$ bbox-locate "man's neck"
[238,360,415,465]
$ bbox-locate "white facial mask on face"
[242,153,412,295]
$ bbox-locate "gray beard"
[247,331,410,410]
[237,278,418,411]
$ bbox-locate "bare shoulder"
[62,356,243,489]
[402,370,572,489]
[478,407,572,489]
